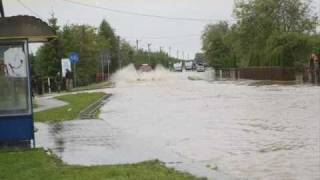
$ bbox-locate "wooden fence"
[214,67,319,83]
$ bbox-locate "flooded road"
[36,65,320,180]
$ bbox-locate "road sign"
[69,52,79,64]
[61,58,71,77]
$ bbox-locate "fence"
[214,67,319,83]
[32,74,107,95]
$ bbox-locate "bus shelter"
[0,15,56,146]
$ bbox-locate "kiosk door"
[0,40,34,143]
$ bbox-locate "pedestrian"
[65,69,73,91]
[55,72,62,93]
[309,48,320,84]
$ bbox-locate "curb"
[79,94,112,119]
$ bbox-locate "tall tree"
[202,0,318,69]
[98,19,119,73]
[233,0,318,66]
[33,14,61,77]
[202,22,237,68]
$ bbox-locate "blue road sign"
[69,52,79,64]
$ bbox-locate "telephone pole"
[117,36,121,69]
[136,39,139,51]
[147,43,151,64]
[0,0,4,17]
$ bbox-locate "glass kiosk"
[0,15,56,147]
[0,40,33,145]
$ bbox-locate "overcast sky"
[2,0,320,59]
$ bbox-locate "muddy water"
[36,65,320,180]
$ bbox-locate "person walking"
[310,48,320,84]
[55,72,62,93]
[65,69,73,91]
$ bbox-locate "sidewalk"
[33,95,68,113]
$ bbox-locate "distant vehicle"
[196,64,205,72]
[173,62,183,72]
[185,61,193,71]
[138,64,152,72]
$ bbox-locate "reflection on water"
[50,123,65,156]
[36,67,320,180]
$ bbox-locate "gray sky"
[2,0,320,59]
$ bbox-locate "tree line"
[201,0,320,70]
[31,15,177,86]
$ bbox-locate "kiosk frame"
[0,39,35,146]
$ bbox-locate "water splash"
[111,64,173,85]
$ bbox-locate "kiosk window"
[0,44,30,116]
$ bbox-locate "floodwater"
[36,65,320,180]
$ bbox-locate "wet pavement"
[33,95,68,112]
[35,65,320,180]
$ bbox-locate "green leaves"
[202,22,237,68]
[202,0,319,69]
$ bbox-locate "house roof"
[0,15,56,42]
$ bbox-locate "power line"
[123,34,201,40]
[16,0,44,20]
[60,0,231,23]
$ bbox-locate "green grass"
[34,92,106,123]
[0,149,202,180]
[71,81,113,92]
[32,100,38,109]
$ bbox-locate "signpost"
[69,52,79,87]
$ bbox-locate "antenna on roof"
[0,0,4,17]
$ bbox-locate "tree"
[60,25,100,85]
[233,0,318,66]
[98,19,119,73]
[33,14,61,77]
[202,22,237,68]
[202,0,318,69]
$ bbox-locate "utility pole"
[177,50,179,59]
[100,51,109,81]
[136,39,139,51]
[0,0,4,17]
[117,36,121,69]
[107,55,110,81]
[101,53,104,80]
[148,43,151,64]
[182,51,185,60]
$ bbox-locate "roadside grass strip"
[0,149,202,180]
[34,92,106,122]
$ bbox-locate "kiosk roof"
[0,15,56,42]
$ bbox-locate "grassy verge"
[71,81,113,92]
[34,92,106,123]
[0,149,201,180]
[32,100,38,109]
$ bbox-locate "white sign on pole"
[4,48,27,77]
[61,58,71,77]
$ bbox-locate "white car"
[173,63,183,72]
[196,64,205,72]
[185,61,193,71]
